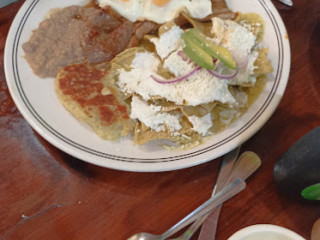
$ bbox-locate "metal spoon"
[172,151,261,240]
[127,178,246,240]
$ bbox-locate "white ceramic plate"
[4,0,290,172]
[228,224,305,240]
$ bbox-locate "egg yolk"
[152,0,170,6]
[119,0,170,6]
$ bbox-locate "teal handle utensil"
[0,0,18,8]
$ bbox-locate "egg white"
[98,0,144,22]
[98,0,212,23]
[143,0,212,24]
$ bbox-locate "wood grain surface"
[1,0,319,239]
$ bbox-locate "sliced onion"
[177,50,194,64]
[206,64,239,80]
[151,66,202,84]
[230,50,248,69]
[177,51,189,62]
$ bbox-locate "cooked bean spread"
[23,6,133,78]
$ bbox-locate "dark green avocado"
[273,126,320,201]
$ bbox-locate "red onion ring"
[151,66,202,84]
[177,51,189,61]
[152,50,240,84]
[206,64,239,80]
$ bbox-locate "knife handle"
[197,206,222,240]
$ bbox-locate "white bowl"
[228,224,306,240]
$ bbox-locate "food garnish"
[206,66,239,80]
[182,35,216,70]
[182,28,237,70]
[151,67,202,84]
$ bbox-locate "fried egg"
[98,0,144,22]
[98,0,212,24]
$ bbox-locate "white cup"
[228,224,306,240]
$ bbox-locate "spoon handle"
[162,178,246,239]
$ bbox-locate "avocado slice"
[182,28,236,70]
[182,37,214,70]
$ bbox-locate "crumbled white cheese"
[188,113,213,136]
[211,17,256,55]
[239,21,262,33]
[118,60,236,106]
[131,52,160,71]
[150,25,184,59]
[130,96,182,133]
[240,22,253,32]
[228,50,259,86]
[164,49,196,76]
[247,50,259,75]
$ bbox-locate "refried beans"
[23,5,158,78]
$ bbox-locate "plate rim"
[4,0,291,172]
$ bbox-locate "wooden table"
[1,1,319,239]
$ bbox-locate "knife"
[195,147,240,240]
[198,151,261,240]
